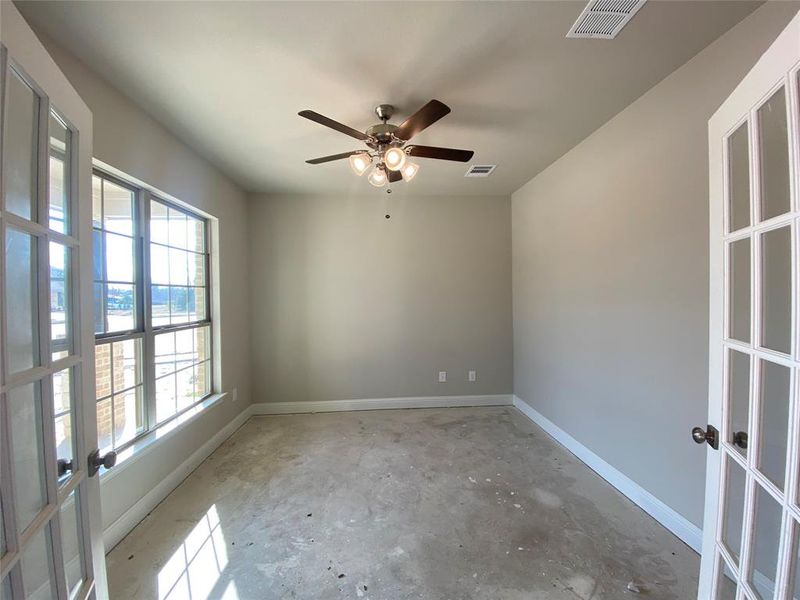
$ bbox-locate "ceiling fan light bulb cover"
[383,147,406,171]
[349,153,371,176]
[401,161,419,182]
[368,166,388,187]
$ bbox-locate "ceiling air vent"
[465,165,496,178]
[566,0,647,39]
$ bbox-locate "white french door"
[1,4,108,599]
[700,10,800,600]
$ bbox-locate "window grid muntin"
[91,169,213,455]
[92,173,139,338]
[713,66,800,599]
[0,51,91,599]
[148,196,211,427]
[94,333,145,452]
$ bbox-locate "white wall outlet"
[438,371,447,383]
[468,370,477,382]
[232,387,238,402]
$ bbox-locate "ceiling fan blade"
[406,145,474,162]
[305,151,363,165]
[387,169,402,183]
[298,110,369,141]
[394,100,451,141]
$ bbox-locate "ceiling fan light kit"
[349,152,372,176]
[367,165,388,188]
[299,100,474,189]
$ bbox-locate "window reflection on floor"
[157,505,239,600]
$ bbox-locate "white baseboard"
[251,394,513,415]
[102,404,253,552]
[512,395,703,553]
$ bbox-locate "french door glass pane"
[729,238,751,343]
[728,122,750,232]
[789,522,799,600]
[9,382,46,533]
[756,360,791,490]
[21,524,55,599]
[722,455,747,565]
[748,485,782,599]
[48,111,71,234]
[60,491,85,598]
[760,226,791,354]
[50,241,72,360]
[3,69,39,221]
[728,350,750,457]
[5,228,39,374]
[758,87,790,221]
[53,368,74,480]
[0,494,5,556]
[714,553,737,599]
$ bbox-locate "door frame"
[1,3,107,597]
[701,10,800,599]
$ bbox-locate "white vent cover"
[465,165,496,178]
[566,0,647,39]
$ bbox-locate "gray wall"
[33,33,252,535]
[511,1,799,529]
[249,194,513,403]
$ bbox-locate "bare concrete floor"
[107,407,699,599]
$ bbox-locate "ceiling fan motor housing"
[365,122,402,150]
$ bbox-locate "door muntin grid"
[714,67,800,599]
[0,51,94,600]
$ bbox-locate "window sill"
[99,392,228,483]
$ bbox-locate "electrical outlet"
[438,371,447,383]
[232,387,238,402]
[468,370,477,382]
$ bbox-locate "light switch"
[468,370,477,382]
[438,371,447,383]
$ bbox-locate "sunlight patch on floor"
[157,505,236,600]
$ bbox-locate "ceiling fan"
[299,100,474,188]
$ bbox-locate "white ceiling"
[17,1,761,197]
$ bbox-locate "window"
[92,171,212,454]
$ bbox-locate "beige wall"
[249,194,513,403]
[33,32,252,536]
[511,1,799,529]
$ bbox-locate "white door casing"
[1,4,108,599]
[701,10,800,600]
